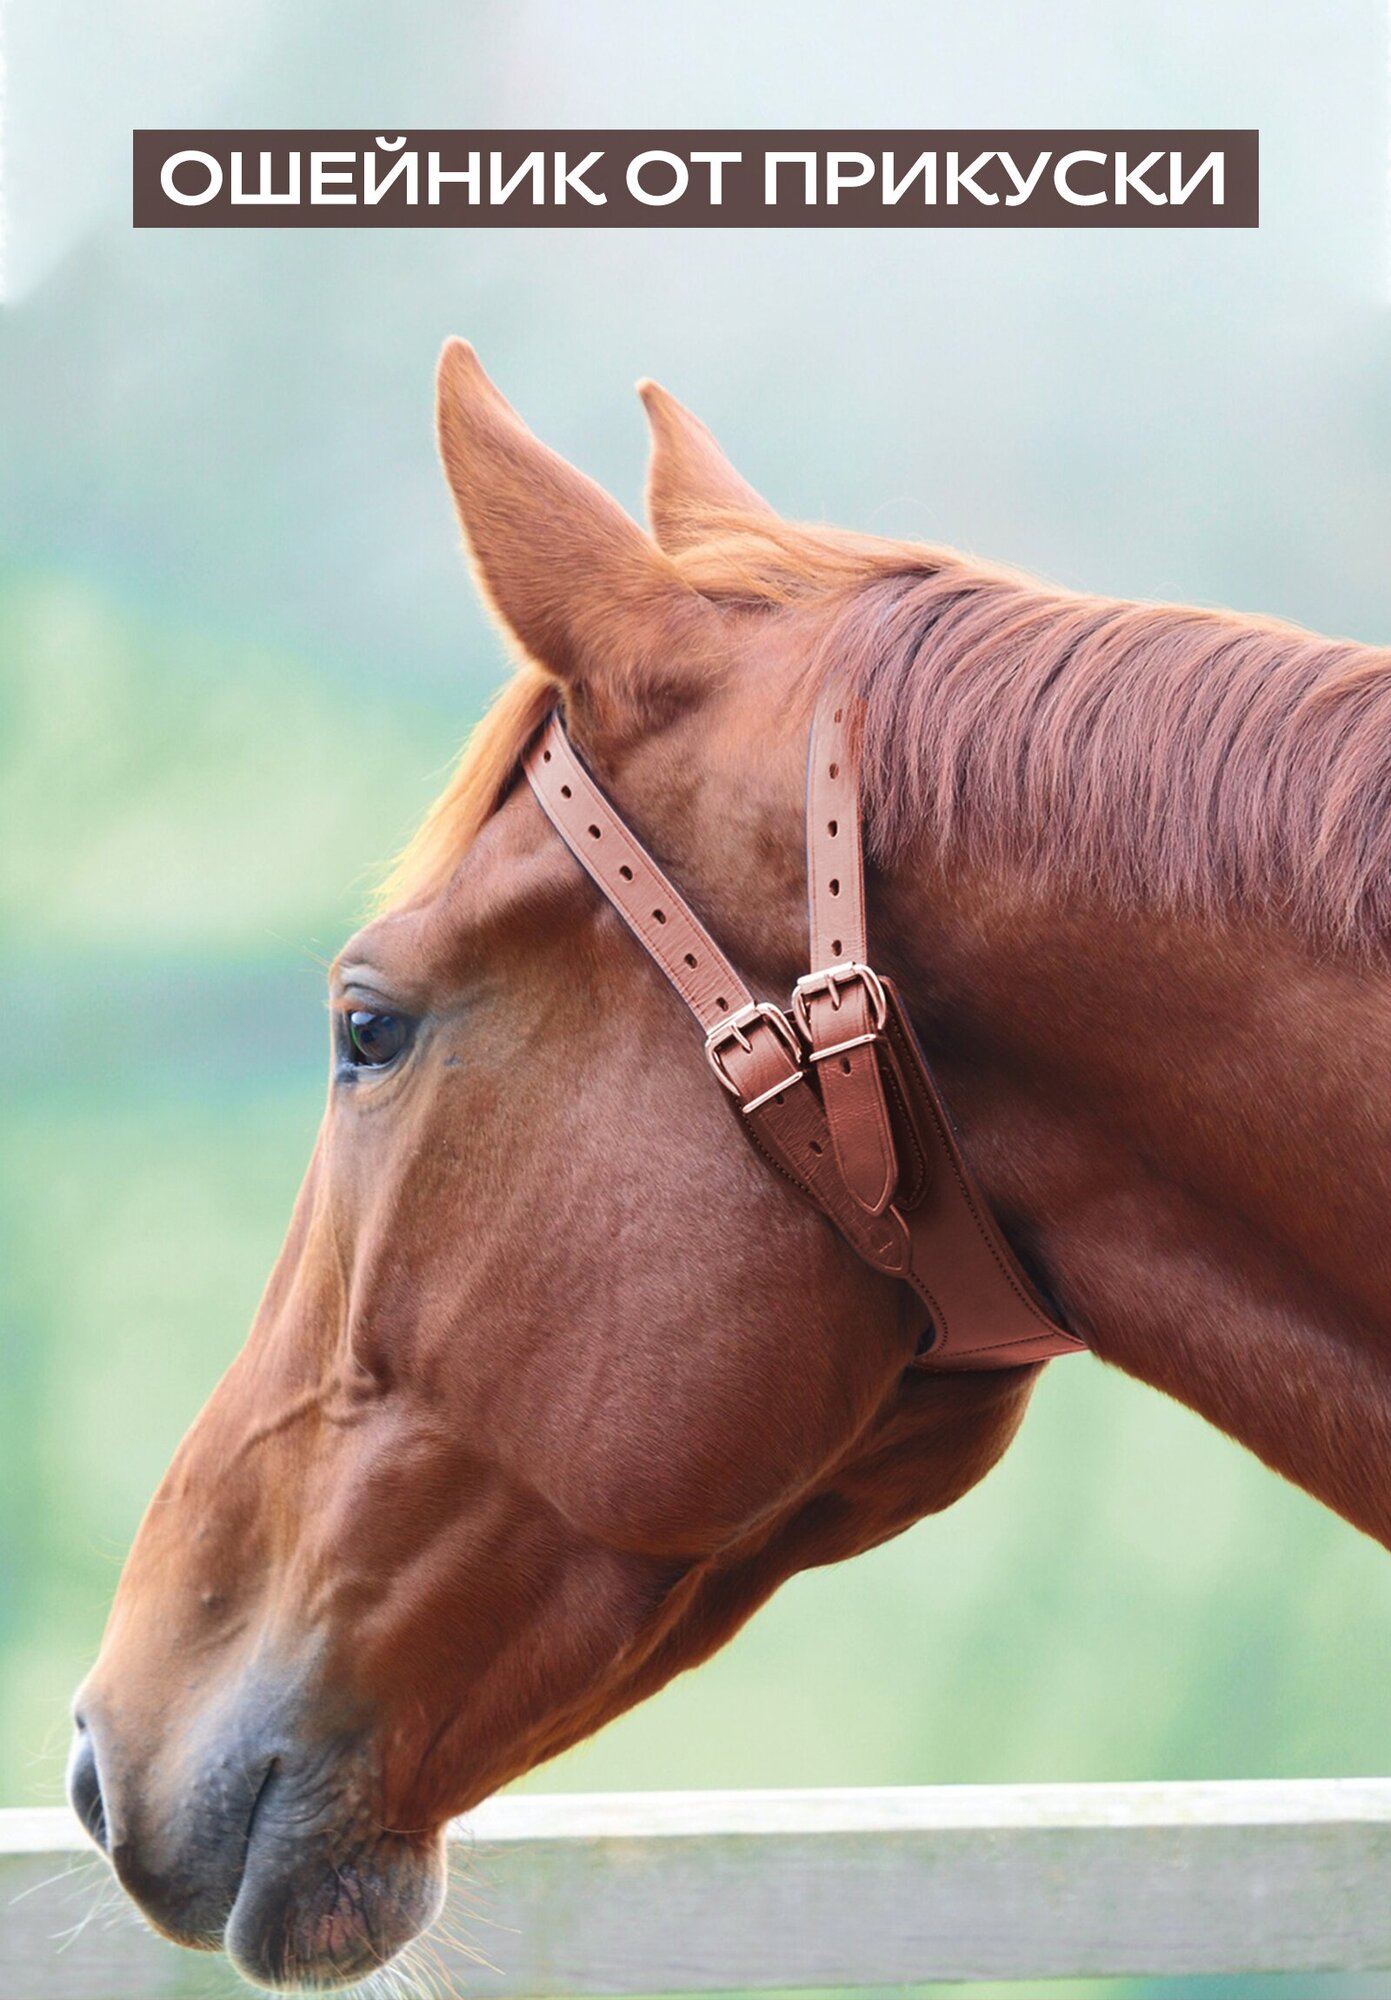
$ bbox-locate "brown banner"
[132,129,1258,229]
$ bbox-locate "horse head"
[70,347,1032,1987]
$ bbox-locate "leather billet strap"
[799,695,898,1216]
[524,718,802,1112]
[523,691,1086,1372]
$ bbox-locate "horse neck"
[876,850,1391,1546]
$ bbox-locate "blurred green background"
[4,4,1391,1997]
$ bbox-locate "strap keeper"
[805,1029,881,1063]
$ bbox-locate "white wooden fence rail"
[4,1782,1391,1997]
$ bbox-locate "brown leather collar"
[524,685,1085,1371]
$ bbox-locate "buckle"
[704,1001,803,1107]
[792,961,888,1052]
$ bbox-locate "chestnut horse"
[71,343,1391,1989]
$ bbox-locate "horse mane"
[385,512,1391,952]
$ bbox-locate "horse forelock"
[377,663,557,911]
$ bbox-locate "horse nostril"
[67,1721,109,1854]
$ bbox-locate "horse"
[69,341,1391,1989]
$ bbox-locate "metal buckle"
[791,961,888,1049]
[704,1001,803,1105]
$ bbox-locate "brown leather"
[524,689,1086,1372]
[525,720,804,1109]
[800,696,899,1216]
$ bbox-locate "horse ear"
[638,380,777,552]
[436,341,716,709]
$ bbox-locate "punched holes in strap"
[525,716,802,1115]
[802,685,899,1217]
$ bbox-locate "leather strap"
[525,718,803,1112]
[523,702,1086,1373]
[799,689,899,1217]
[524,719,902,1253]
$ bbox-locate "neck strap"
[523,684,1086,1372]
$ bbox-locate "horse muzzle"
[66,1696,444,1988]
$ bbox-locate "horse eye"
[345,1009,410,1068]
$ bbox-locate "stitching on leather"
[744,1118,914,1290]
[808,976,895,1210]
[878,1058,928,1205]
[876,1007,1068,1344]
[749,1104,911,1277]
[742,1110,829,1209]
[822,1047,894,1211]
[902,1062,1063,1338]
[937,1326,1082,1358]
[910,1280,948,1352]
[845,1056,894,1208]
